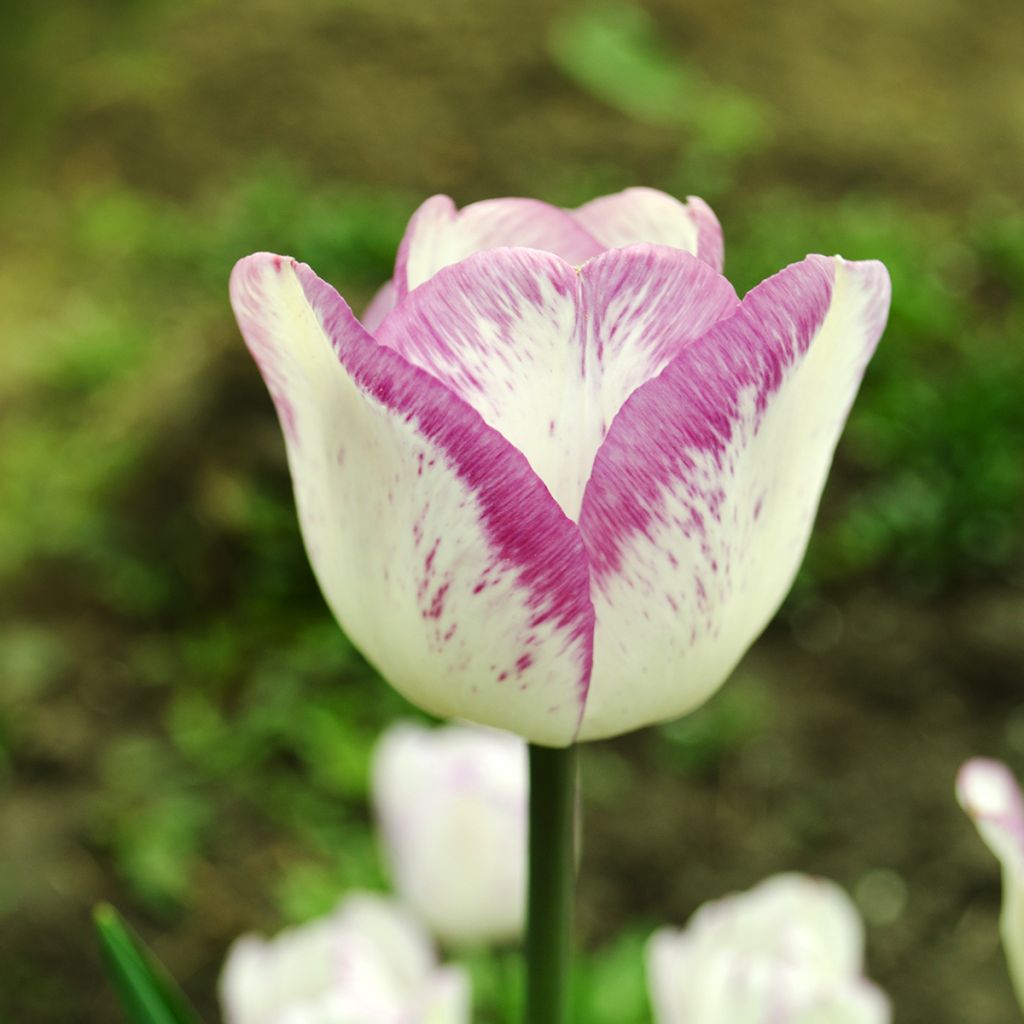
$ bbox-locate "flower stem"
[525,743,578,1024]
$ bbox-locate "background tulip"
[230,188,890,745]
[956,757,1024,1010]
[646,873,890,1024]
[371,721,527,947]
[219,891,470,1024]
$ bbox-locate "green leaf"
[93,903,204,1024]
[547,2,694,126]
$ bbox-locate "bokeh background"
[2,0,1023,1020]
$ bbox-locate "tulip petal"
[573,187,724,271]
[394,194,605,297]
[790,985,891,1024]
[577,255,890,739]
[231,253,594,746]
[360,279,396,332]
[957,757,1024,1008]
[376,245,736,521]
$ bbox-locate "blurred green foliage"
[549,1,767,197]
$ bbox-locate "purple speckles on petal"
[424,538,441,575]
[423,581,451,621]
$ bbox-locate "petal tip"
[957,757,1021,819]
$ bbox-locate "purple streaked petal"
[394,194,605,297]
[360,279,396,333]
[572,187,724,271]
[578,244,738,413]
[376,247,585,516]
[376,245,737,521]
[577,255,891,740]
[230,253,594,746]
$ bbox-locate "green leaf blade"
[93,903,204,1024]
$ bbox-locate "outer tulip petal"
[376,245,737,521]
[573,187,724,271]
[360,279,397,332]
[394,194,604,297]
[957,758,1024,1008]
[230,253,594,746]
[577,255,890,739]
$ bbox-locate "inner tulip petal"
[230,253,594,746]
[572,187,725,272]
[577,255,891,740]
[360,279,397,332]
[395,194,606,297]
[376,245,737,522]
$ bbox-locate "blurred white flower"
[646,873,890,1024]
[219,891,470,1024]
[957,757,1024,1010]
[371,720,527,947]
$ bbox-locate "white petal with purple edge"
[230,253,594,746]
[376,245,737,521]
[577,255,891,740]
[394,194,605,297]
[957,757,1024,1009]
[572,187,724,271]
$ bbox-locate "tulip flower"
[957,757,1024,1009]
[371,721,527,947]
[646,873,890,1024]
[219,891,470,1024]
[230,188,890,746]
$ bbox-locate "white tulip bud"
[219,891,470,1024]
[371,721,527,947]
[647,873,890,1024]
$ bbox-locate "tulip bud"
[219,891,470,1024]
[647,873,890,1024]
[371,721,527,947]
[957,757,1024,1010]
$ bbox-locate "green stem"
[524,743,578,1024]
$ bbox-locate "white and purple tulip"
[371,721,526,947]
[231,188,890,746]
[218,891,470,1024]
[646,873,891,1024]
[957,757,1024,1010]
